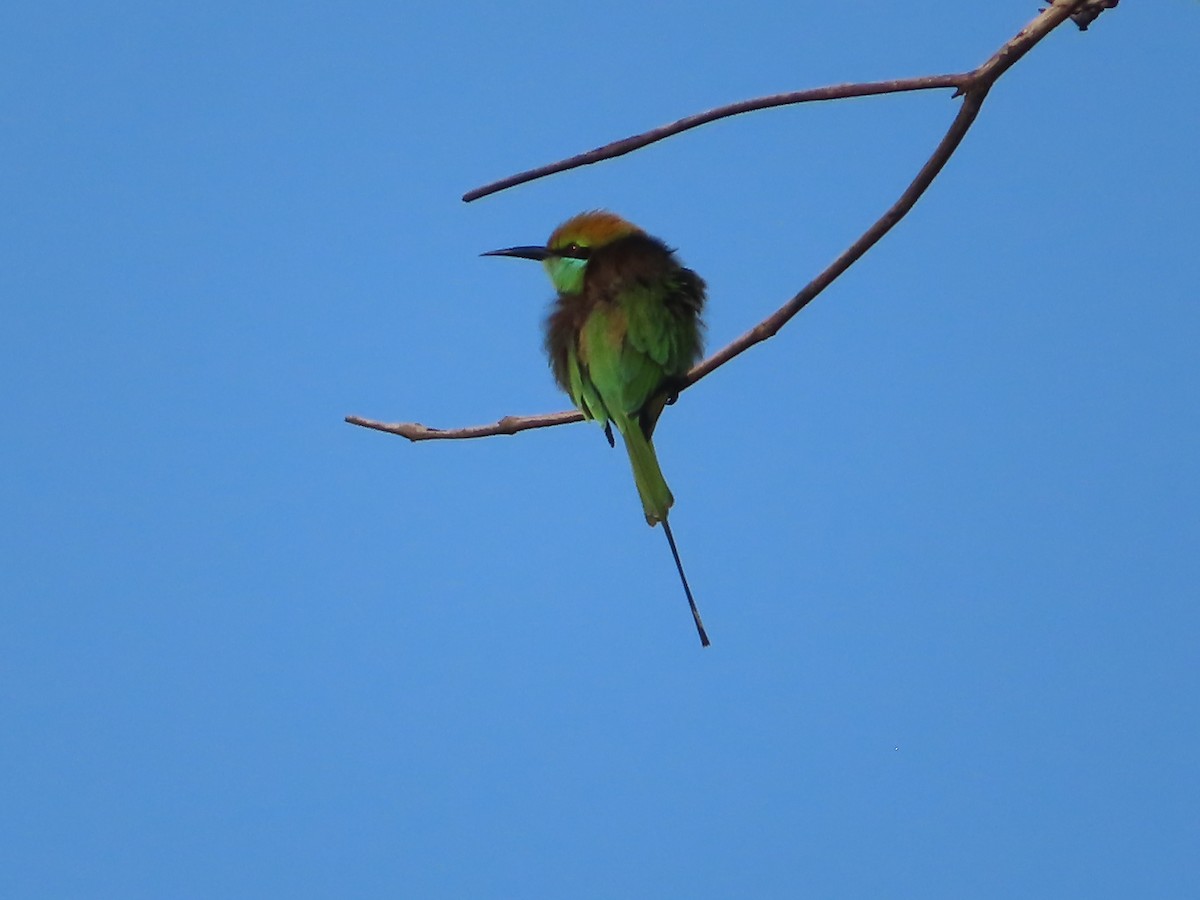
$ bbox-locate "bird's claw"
[663,377,686,406]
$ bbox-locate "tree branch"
[344,410,583,442]
[683,86,988,390]
[461,74,970,204]
[346,0,1113,443]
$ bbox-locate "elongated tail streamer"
[661,519,710,647]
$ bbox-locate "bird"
[484,211,710,647]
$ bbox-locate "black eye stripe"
[560,242,590,260]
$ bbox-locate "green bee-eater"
[485,211,710,647]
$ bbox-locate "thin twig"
[347,0,1110,443]
[344,410,582,442]
[461,75,969,203]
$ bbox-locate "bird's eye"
[563,242,589,259]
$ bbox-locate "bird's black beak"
[481,245,549,261]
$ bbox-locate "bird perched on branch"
[484,211,710,647]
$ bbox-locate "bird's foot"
[663,376,687,406]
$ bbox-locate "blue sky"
[3,3,1198,897]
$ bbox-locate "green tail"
[618,417,674,526]
[616,414,709,647]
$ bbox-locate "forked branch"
[347,0,1115,443]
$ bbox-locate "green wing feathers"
[622,278,702,376]
[572,278,701,525]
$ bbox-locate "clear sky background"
[3,3,1198,898]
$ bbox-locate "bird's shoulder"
[586,234,676,296]
[587,234,706,316]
